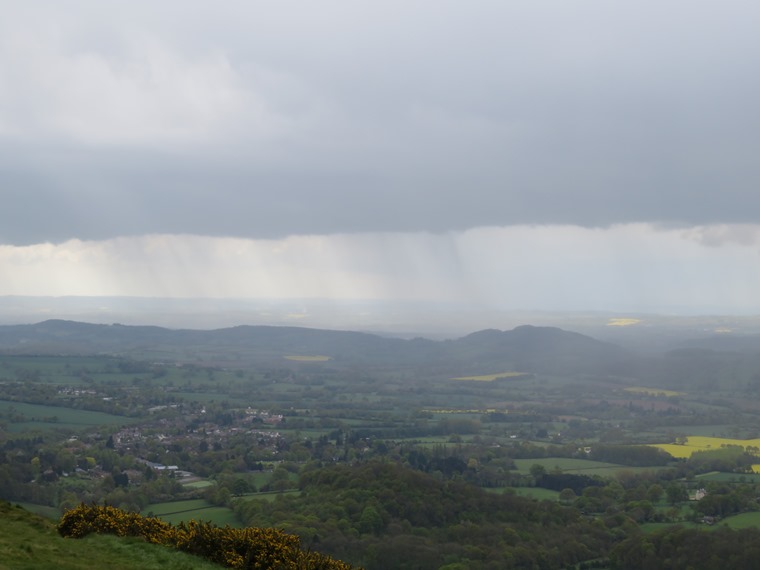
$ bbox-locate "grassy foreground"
[0,500,221,570]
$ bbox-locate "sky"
[2,1,760,317]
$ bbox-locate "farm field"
[7,321,760,569]
[623,386,684,397]
[241,490,301,503]
[651,436,760,459]
[13,501,61,519]
[652,424,735,437]
[450,372,526,381]
[513,457,623,474]
[0,399,133,431]
[721,512,760,529]
[143,499,241,527]
[695,471,760,483]
[0,501,222,570]
[485,487,560,501]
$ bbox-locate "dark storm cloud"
[2,1,760,244]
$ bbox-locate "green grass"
[694,471,760,483]
[142,499,241,527]
[182,479,214,489]
[0,400,133,432]
[721,512,760,529]
[513,457,625,474]
[240,491,301,503]
[172,391,232,403]
[0,501,222,570]
[486,487,560,501]
[11,502,61,519]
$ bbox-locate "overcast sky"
[2,1,760,316]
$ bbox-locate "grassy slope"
[0,501,222,570]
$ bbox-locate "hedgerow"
[58,504,356,570]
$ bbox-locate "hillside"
[0,320,629,377]
[0,500,221,570]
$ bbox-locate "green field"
[239,490,301,503]
[182,480,214,489]
[652,436,760,459]
[695,471,760,484]
[12,501,61,519]
[284,355,331,362]
[142,499,241,527]
[624,386,684,397]
[722,511,760,529]
[485,487,560,501]
[0,399,132,432]
[0,501,221,570]
[513,457,625,474]
[450,372,526,382]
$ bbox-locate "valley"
[3,320,760,568]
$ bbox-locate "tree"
[647,483,664,504]
[529,463,547,480]
[559,488,576,504]
[232,478,250,496]
[666,482,688,505]
[358,505,384,534]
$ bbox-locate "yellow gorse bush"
[58,504,356,570]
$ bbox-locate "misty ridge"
[2,317,760,393]
[5,1,760,568]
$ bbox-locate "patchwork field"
[450,372,526,381]
[607,318,642,327]
[695,471,760,483]
[484,487,560,501]
[142,499,241,527]
[624,386,684,397]
[514,458,623,474]
[0,400,133,432]
[722,511,760,529]
[651,436,760,459]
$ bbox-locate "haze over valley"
[4,1,760,568]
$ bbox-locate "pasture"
[624,386,684,397]
[485,487,560,501]
[0,400,132,432]
[651,436,760,459]
[142,499,241,527]
[284,355,330,362]
[695,471,760,483]
[722,511,760,529]
[513,457,657,478]
[513,457,625,474]
[607,318,641,327]
[450,372,526,382]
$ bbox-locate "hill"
[0,320,629,377]
[0,500,221,570]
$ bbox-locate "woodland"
[4,320,760,568]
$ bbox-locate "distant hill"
[0,500,221,570]
[451,325,630,375]
[0,319,631,377]
[681,333,760,354]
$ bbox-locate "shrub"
[58,504,356,570]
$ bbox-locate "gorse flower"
[58,504,356,570]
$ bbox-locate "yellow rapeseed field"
[607,318,641,327]
[624,386,684,397]
[284,355,330,362]
[651,436,760,459]
[450,372,525,382]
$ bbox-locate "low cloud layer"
[2,2,760,244]
[3,224,759,314]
